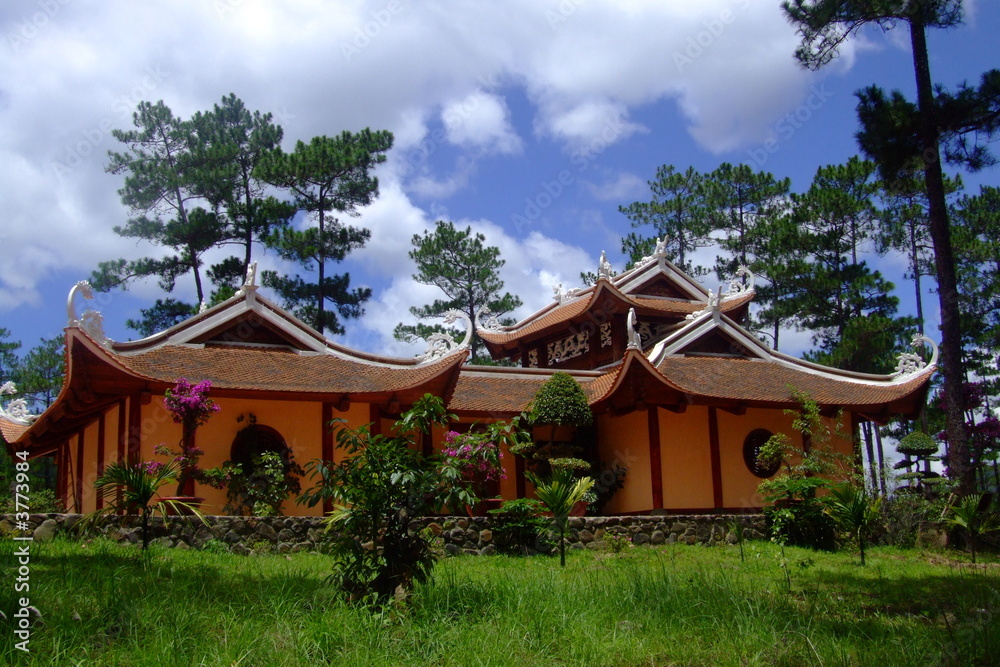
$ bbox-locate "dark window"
[743,429,779,478]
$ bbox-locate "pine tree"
[0,328,20,385]
[878,171,964,335]
[95,100,226,331]
[189,93,294,297]
[618,165,711,276]
[257,130,393,335]
[16,337,65,411]
[394,220,522,362]
[782,0,1000,492]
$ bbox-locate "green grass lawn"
[1,537,997,666]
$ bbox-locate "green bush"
[225,450,303,516]
[487,498,548,555]
[875,491,946,547]
[756,391,848,551]
[297,394,529,605]
[763,498,838,551]
[528,372,593,428]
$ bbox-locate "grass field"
[1,537,997,666]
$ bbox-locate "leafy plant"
[84,459,204,549]
[728,518,746,563]
[513,374,595,480]
[225,450,303,516]
[487,498,548,555]
[528,467,594,567]
[298,394,529,604]
[528,372,593,429]
[604,531,632,554]
[441,429,505,482]
[943,493,1000,563]
[756,390,848,550]
[825,483,883,565]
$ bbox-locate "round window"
[743,429,779,478]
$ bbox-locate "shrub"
[528,372,593,429]
[83,459,204,549]
[529,467,594,566]
[604,532,631,554]
[298,394,529,605]
[225,450,303,516]
[757,391,848,551]
[825,483,883,565]
[487,498,548,555]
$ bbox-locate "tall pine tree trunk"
[909,16,971,494]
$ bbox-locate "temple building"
[2,245,936,515]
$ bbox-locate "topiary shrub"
[895,431,941,496]
[513,373,595,478]
[528,372,593,429]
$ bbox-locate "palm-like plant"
[944,494,1000,564]
[825,484,882,566]
[528,468,594,567]
[87,459,203,549]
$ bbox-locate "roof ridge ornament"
[893,334,939,377]
[0,381,38,426]
[416,309,473,364]
[551,282,584,304]
[239,262,259,302]
[475,305,503,332]
[66,280,112,348]
[685,287,723,321]
[598,251,613,281]
[722,265,755,299]
[636,236,669,268]
[626,308,641,350]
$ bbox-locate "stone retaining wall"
[2,513,766,555]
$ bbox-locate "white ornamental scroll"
[417,309,473,363]
[893,334,939,377]
[67,280,112,348]
[723,265,755,299]
[0,382,38,426]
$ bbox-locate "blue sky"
[1,0,997,362]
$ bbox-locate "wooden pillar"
[179,425,196,496]
[708,407,723,509]
[116,399,127,463]
[57,443,69,512]
[369,404,382,436]
[322,401,334,515]
[648,407,663,509]
[128,393,142,465]
[515,456,526,499]
[75,431,85,513]
[116,399,127,513]
[96,412,106,509]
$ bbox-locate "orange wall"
[137,395,328,516]
[597,410,651,514]
[716,407,798,509]
[660,407,714,510]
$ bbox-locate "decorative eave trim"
[650,310,939,388]
[0,382,38,426]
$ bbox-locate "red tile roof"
[112,344,465,396]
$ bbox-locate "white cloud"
[442,91,522,155]
[585,172,647,202]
